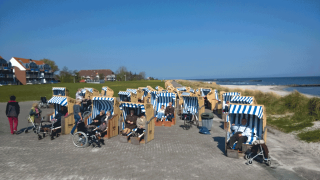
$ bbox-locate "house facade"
[0,56,14,85]
[9,57,54,85]
[78,69,115,82]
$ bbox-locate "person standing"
[71,99,82,135]
[5,95,20,135]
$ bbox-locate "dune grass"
[177,80,320,141]
[0,80,165,102]
[297,129,320,143]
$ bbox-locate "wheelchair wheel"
[184,118,191,130]
[244,154,250,160]
[247,159,253,165]
[72,132,88,148]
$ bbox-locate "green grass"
[298,129,320,143]
[0,80,165,102]
[178,80,320,141]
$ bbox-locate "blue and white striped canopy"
[230,96,254,104]
[48,96,68,106]
[189,88,195,93]
[177,87,187,91]
[102,87,108,96]
[87,97,114,124]
[214,89,220,101]
[222,92,241,111]
[181,92,190,96]
[200,88,211,97]
[141,87,151,100]
[183,96,199,115]
[118,91,131,97]
[228,104,263,119]
[155,86,159,90]
[126,89,137,94]
[52,87,66,96]
[155,93,176,113]
[52,87,65,91]
[81,88,93,94]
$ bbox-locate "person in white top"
[227,118,252,151]
[75,89,83,101]
[156,105,165,122]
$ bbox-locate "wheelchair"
[181,111,199,130]
[38,97,49,109]
[72,121,103,148]
[26,115,58,140]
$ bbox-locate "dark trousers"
[167,114,174,121]
[228,132,248,151]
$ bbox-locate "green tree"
[40,58,59,73]
[99,73,104,80]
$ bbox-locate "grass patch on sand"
[178,80,320,141]
[297,129,320,143]
[0,80,165,102]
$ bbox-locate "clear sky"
[0,0,319,79]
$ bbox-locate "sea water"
[192,76,320,97]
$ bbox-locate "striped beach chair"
[52,87,69,96]
[222,92,241,113]
[86,96,120,139]
[225,104,267,154]
[118,91,132,102]
[198,88,212,97]
[81,87,100,99]
[154,92,177,126]
[101,86,114,97]
[119,102,155,144]
[230,96,256,105]
[47,95,76,134]
[206,89,221,111]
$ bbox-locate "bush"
[298,129,320,143]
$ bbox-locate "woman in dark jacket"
[5,95,20,134]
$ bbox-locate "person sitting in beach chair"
[50,106,68,139]
[82,96,92,112]
[156,105,166,122]
[86,110,105,129]
[122,110,137,135]
[136,114,146,136]
[165,102,175,122]
[227,118,251,151]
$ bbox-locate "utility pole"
[124,74,126,81]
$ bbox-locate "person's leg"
[235,136,248,151]
[228,134,238,149]
[8,117,14,134]
[13,117,18,132]
[71,117,80,134]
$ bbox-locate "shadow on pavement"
[213,136,225,154]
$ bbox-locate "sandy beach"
[220,85,318,98]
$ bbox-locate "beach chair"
[206,89,221,111]
[165,80,173,88]
[154,92,177,127]
[86,96,120,139]
[155,86,165,91]
[222,92,241,112]
[81,87,100,99]
[47,95,76,135]
[119,102,155,145]
[225,103,267,159]
[196,88,212,97]
[230,96,257,105]
[139,87,153,103]
[101,86,114,97]
[181,94,205,130]
[52,87,69,96]
[118,91,132,102]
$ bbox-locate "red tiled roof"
[32,60,45,65]
[78,69,114,77]
[0,56,3,59]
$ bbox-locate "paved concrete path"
[0,82,319,179]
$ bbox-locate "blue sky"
[0,0,319,79]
